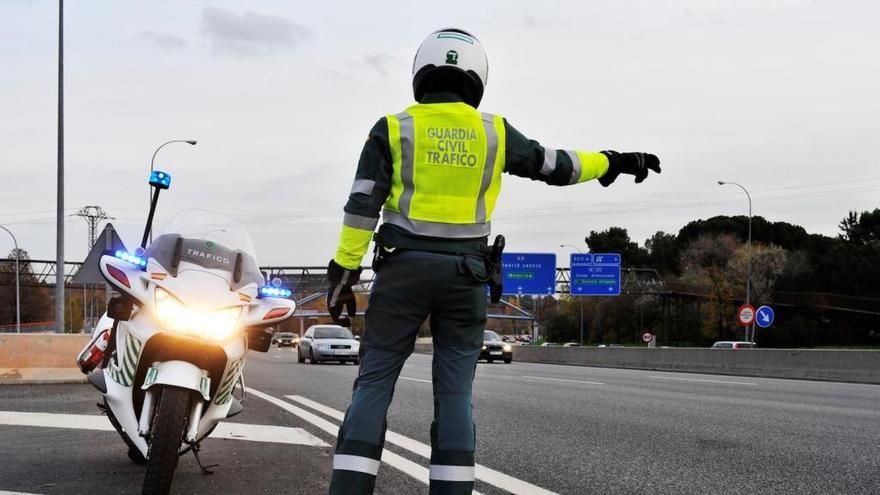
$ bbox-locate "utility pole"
[55,0,65,333]
[74,206,113,250]
[718,181,753,342]
[74,206,112,332]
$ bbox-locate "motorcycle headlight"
[155,287,242,341]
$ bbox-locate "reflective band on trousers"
[333,454,381,476]
[565,150,582,185]
[540,148,557,176]
[429,464,475,482]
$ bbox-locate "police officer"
[326,28,660,494]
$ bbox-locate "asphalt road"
[1,347,879,494]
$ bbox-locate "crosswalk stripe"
[282,394,558,494]
[246,388,446,490]
[0,411,328,447]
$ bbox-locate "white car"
[298,325,360,364]
[710,341,756,349]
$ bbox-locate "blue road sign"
[756,305,775,328]
[570,252,621,296]
[501,253,557,296]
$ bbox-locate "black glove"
[598,151,661,187]
[326,260,362,328]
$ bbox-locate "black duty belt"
[373,231,490,258]
[372,230,506,303]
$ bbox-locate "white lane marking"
[246,389,445,491]
[647,375,758,386]
[521,375,604,386]
[213,422,328,446]
[287,395,431,458]
[0,412,112,431]
[399,376,432,384]
[285,395,558,495]
[0,491,43,494]
[0,411,328,446]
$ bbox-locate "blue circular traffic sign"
[756,305,775,328]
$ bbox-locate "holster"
[371,245,397,273]
[461,234,505,303]
[486,235,505,303]
[372,229,505,302]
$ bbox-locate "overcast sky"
[1,0,878,266]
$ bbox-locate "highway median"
[414,342,880,384]
[0,333,88,385]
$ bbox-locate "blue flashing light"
[259,286,292,298]
[149,170,172,190]
[114,250,148,269]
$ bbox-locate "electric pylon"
[73,206,114,249]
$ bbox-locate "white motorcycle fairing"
[142,361,211,401]
[88,210,296,481]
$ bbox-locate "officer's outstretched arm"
[502,119,660,187]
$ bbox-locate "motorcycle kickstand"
[189,442,218,475]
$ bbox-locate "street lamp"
[148,140,196,241]
[0,225,21,333]
[718,181,753,342]
[560,244,585,344]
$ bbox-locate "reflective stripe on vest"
[384,103,505,238]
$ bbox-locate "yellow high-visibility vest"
[383,102,505,238]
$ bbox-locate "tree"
[644,231,679,275]
[728,243,789,305]
[677,216,811,252]
[679,234,740,341]
[0,248,52,326]
[585,227,646,266]
[839,208,880,246]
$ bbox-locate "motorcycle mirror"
[107,291,134,321]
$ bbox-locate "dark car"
[480,330,512,364]
[274,332,298,348]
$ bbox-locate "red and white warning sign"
[737,304,756,326]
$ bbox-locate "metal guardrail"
[0,321,58,333]
[2,260,878,315]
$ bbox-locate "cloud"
[362,53,396,77]
[140,31,187,50]
[519,15,567,29]
[200,7,311,57]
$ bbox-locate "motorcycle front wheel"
[142,386,192,495]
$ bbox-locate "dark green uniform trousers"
[329,250,487,495]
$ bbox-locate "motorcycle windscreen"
[145,209,263,291]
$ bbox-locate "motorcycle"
[77,170,296,494]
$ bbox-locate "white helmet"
[412,28,488,107]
